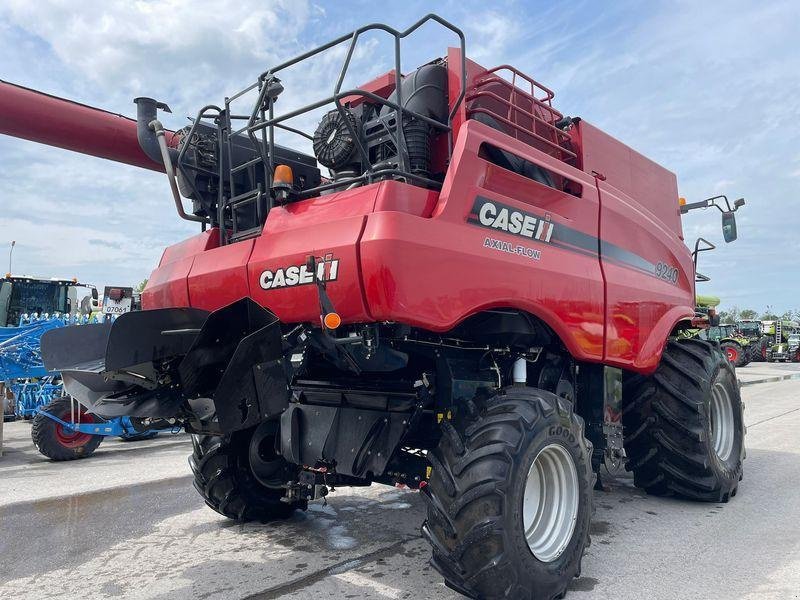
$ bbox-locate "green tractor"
[686,297,751,367]
[697,324,752,367]
[764,320,800,362]
[735,319,769,362]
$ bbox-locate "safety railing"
[466,65,576,164]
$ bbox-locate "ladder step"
[228,189,260,207]
[231,156,262,174]
[228,226,263,242]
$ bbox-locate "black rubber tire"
[622,338,745,502]
[189,428,306,522]
[720,341,745,367]
[750,337,768,362]
[31,397,104,461]
[422,387,594,600]
[738,347,751,367]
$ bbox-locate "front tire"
[422,387,594,600]
[622,338,745,501]
[720,341,744,366]
[190,424,306,522]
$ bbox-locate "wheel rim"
[55,407,95,448]
[523,443,579,562]
[710,381,735,462]
[725,347,738,363]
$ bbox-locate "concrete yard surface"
[1,366,799,599]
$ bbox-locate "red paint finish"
[583,118,695,372]
[188,239,255,312]
[142,229,219,310]
[362,119,605,362]
[138,54,696,375]
[0,80,178,171]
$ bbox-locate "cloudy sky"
[0,0,798,312]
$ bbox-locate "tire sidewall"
[32,397,103,460]
[504,408,592,592]
[704,356,744,480]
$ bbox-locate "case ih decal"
[469,196,677,284]
[259,254,339,290]
[469,198,555,243]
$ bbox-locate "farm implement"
[3,15,748,598]
[0,276,172,459]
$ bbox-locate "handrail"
[233,14,466,201]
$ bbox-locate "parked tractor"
[3,15,747,598]
[764,320,800,362]
[736,319,769,362]
[695,324,752,367]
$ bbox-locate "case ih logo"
[259,254,339,290]
[468,197,554,243]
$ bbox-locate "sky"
[0,0,798,312]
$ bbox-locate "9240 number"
[655,262,679,284]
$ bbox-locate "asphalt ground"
[1,362,799,599]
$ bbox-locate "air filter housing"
[313,109,359,170]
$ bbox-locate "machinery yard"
[2,365,799,599]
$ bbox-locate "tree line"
[717,306,800,323]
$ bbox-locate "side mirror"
[91,288,99,300]
[722,211,738,243]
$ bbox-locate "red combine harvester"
[2,15,746,599]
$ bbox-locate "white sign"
[102,287,134,315]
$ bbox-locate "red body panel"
[140,55,695,375]
[188,239,255,312]
[142,229,219,310]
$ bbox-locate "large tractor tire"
[749,337,767,362]
[737,346,751,367]
[31,397,104,461]
[720,341,745,367]
[190,422,306,522]
[422,387,594,600]
[622,338,744,502]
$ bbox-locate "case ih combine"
[2,15,747,599]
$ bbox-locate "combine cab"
[3,15,748,598]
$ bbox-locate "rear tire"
[31,397,104,461]
[190,425,306,522]
[737,346,751,367]
[622,338,745,501]
[422,387,594,600]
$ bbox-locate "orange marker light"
[679,197,687,206]
[273,164,294,186]
[323,312,342,329]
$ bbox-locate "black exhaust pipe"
[133,96,176,164]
